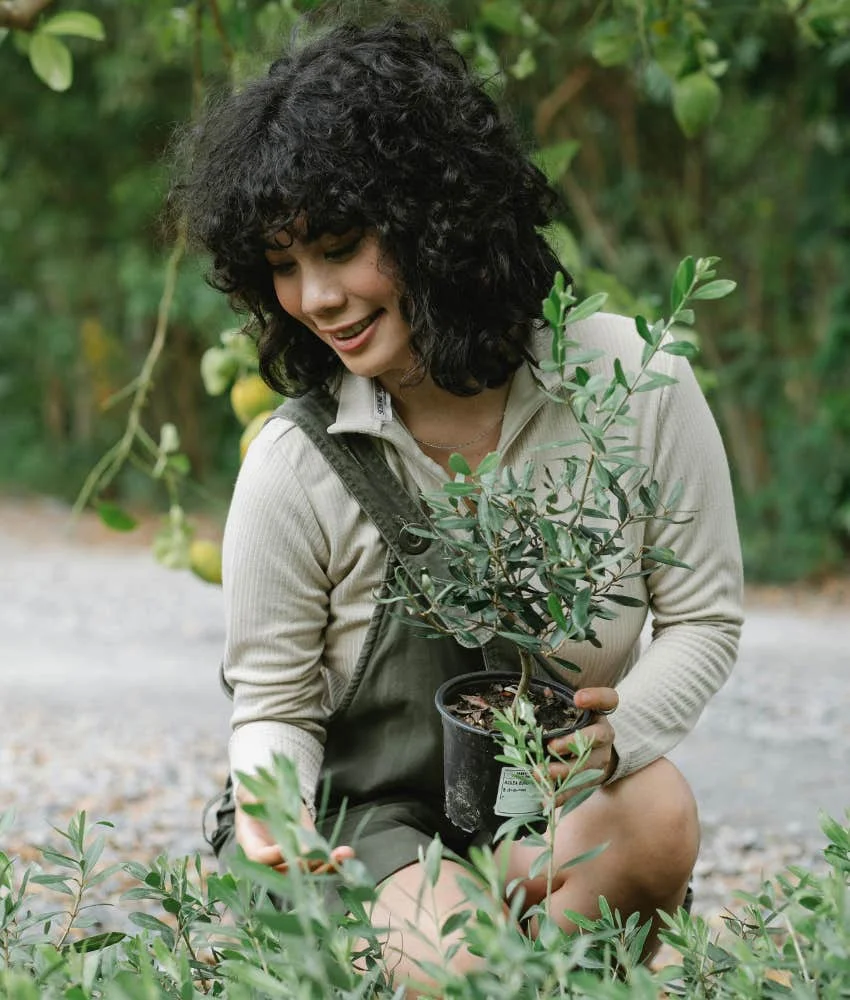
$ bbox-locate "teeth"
[336,313,375,339]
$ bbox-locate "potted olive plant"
[383,257,735,834]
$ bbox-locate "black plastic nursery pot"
[435,670,593,836]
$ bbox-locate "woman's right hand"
[235,793,356,874]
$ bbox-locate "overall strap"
[276,390,522,674]
[275,389,447,581]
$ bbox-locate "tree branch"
[0,0,54,30]
[534,63,593,139]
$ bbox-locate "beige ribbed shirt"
[222,313,744,804]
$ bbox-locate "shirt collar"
[326,323,559,439]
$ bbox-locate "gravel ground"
[2,495,849,932]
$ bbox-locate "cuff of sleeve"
[604,711,661,784]
[229,720,324,815]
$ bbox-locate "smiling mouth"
[330,311,382,340]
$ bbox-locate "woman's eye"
[326,236,362,261]
[267,259,295,275]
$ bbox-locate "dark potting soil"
[446,680,584,735]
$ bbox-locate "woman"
[176,16,743,991]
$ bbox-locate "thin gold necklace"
[410,409,506,451]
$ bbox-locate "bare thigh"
[370,857,503,992]
[499,758,699,927]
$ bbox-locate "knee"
[621,759,700,892]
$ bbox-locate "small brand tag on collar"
[373,383,393,423]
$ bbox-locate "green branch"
[72,221,188,519]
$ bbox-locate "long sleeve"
[222,418,331,803]
[609,349,744,780]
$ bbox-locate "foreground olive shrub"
[1,759,848,999]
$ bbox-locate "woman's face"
[265,228,413,383]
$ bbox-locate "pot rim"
[435,670,594,739]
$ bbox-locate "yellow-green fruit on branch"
[230,374,279,426]
[240,409,274,462]
[189,539,223,585]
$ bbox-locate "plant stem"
[72,221,187,519]
[516,648,534,702]
[54,876,83,950]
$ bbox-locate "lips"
[330,311,381,340]
[324,310,383,353]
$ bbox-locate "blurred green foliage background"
[2,0,849,580]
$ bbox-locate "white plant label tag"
[494,766,541,817]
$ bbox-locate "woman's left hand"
[545,687,619,801]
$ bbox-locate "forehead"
[263,219,361,253]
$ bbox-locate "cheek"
[271,274,299,316]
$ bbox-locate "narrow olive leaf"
[542,294,562,329]
[605,593,646,607]
[41,11,106,40]
[475,451,501,476]
[670,256,695,312]
[422,836,443,888]
[29,32,73,91]
[661,340,699,360]
[40,848,78,868]
[643,546,691,569]
[96,502,138,532]
[565,291,608,325]
[634,371,679,392]
[690,279,737,300]
[443,482,477,497]
[440,910,472,938]
[634,314,653,344]
[128,912,175,935]
[613,358,628,389]
[546,592,569,631]
[66,931,127,954]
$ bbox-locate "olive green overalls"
[209,388,524,882]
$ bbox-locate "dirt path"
[2,495,848,921]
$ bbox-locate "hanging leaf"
[29,33,73,91]
[672,71,721,138]
[96,502,138,532]
[591,26,634,67]
[41,11,106,41]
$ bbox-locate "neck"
[382,374,512,469]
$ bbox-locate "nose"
[299,262,345,320]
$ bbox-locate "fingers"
[236,807,356,874]
[272,845,356,875]
[573,686,619,715]
[252,842,286,867]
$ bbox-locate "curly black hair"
[174,17,565,396]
